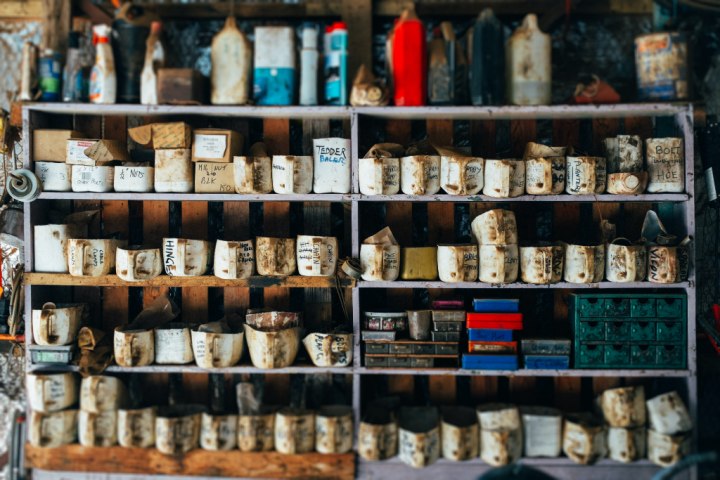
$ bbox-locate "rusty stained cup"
[647,428,690,467]
[358,408,398,461]
[31,302,85,346]
[648,245,680,284]
[437,244,479,283]
[162,238,212,277]
[478,244,519,284]
[243,324,300,369]
[400,155,441,195]
[213,239,254,280]
[116,245,162,281]
[80,375,127,413]
[563,244,605,284]
[296,235,338,277]
[78,410,118,447]
[358,157,400,195]
[28,409,78,448]
[608,426,646,463]
[471,209,518,245]
[27,372,78,413]
[524,156,565,195]
[520,244,565,285]
[360,243,400,281]
[234,155,273,194]
[34,223,87,273]
[237,408,276,452]
[302,332,353,367]
[274,408,315,454]
[603,135,643,174]
[562,413,607,465]
[113,326,155,367]
[440,155,484,195]
[117,406,156,448]
[440,406,479,461]
[154,323,194,365]
[67,238,121,277]
[191,327,244,368]
[255,236,296,276]
[398,407,440,468]
[606,239,647,283]
[483,159,525,198]
[271,155,313,194]
[155,405,204,455]
[565,156,606,195]
[200,412,238,451]
[315,405,354,454]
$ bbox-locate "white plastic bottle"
[141,21,165,105]
[89,24,117,104]
[211,16,252,105]
[299,24,319,106]
[506,14,551,105]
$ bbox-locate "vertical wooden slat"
[143,201,170,308]
[223,202,249,317]
[509,119,537,158]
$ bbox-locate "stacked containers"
[463,299,522,370]
[27,372,79,447]
[78,375,127,447]
[472,209,519,285]
[127,122,193,193]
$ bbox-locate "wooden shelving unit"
[22,102,696,480]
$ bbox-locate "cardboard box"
[128,122,192,149]
[157,68,206,105]
[195,162,235,193]
[33,129,84,162]
[66,139,97,165]
[192,129,243,163]
[155,149,193,193]
[84,139,129,164]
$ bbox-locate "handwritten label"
[194,134,227,159]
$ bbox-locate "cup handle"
[453,249,464,281]
[79,243,89,275]
[495,247,506,283]
[209,336,220,367]
[540,250,550,283]
[459,159,468,194]
[32,414,44,447]
[128,334,138,366]
[93,377,104,407]
[500,163,511,197]
[287,418,297,453]
[377,246,386,280]
[418,159,427,195]
[325,418,337,452]
[321,335,333,361]
[583,248,594,281]
[228,244,239,279]
[373,159,384,194]
[39,309,53,343]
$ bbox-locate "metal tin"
[361,330,397,341]
[363,311,407,331]
[635,32,688,101]
[365,356,389,367]
[432,331,461,341]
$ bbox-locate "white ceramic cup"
[255,237,297,276]
[563,244,605,283]
[566,156,607,194]
[213,239,254,280]
[358,157,400,195]
[302,332,353,367]
[200,412,238,451]
[113,326,155,367]
[520,244,565,284]
[114,165,154,193]
[360,244,400,281]
[234,156,273,194]
[238,410,275,452]
[243,324,301,369]
[483,159,525,198]
[272,155,313,194]
[437,244,479,283]
[116,246,162,281]
[296,235,338,277]
[67,238,120,277]
[163,238,212,277]
[440,155,484,195]
[471,209,518,245]
[479,244,519,284]
[32,302,84,346]
[400,155,441,195]
[34,223,87,273]
[35,161,72,191]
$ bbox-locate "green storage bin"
[657,298,684,318]
[631,298,656,317]
[578,298,605,317]
[605,298,630,316]
[657,344,684,367]
[631,344,656,366]
[605,321,630,341]
[578,321,604,341]
[657,320,684,343]
[578,344,603,366]
[605,344,630,365]
[631,321,656,341]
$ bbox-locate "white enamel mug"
[358,157,400,195]
[28,410,78,448]
[313,137,351,193]
[118,406,156,448]
[163,238,212,277]
[80,375,127,412]
[71,165,114,193]
[440,156,484,195]
[34,223,87,273]
[114,165,154,193]
[213,239,254,280]
[35,161,72,191]
[400,155,441,195]
[564,244,605,283]
[67,238,120,277]
[606,239,647,283]
[566,156,607,194]
[113,326,155,367]
[525,157,565,194]
[255,237,296,276]
[315,405,353,454]
[296,235,338,277]
[272,155,313,194]
[32,302,84,346]
[234,156,273,194]
[479,244,519,284]
[191,327,244,368]
[154,323,194,365]
[116,246,162,281]
[483,159,525,198]
[471,209,518,245]
[27,372,78,413]
[520,244,565,284]
[79,410,118,447]
[437,244,479,283]
[360,244,400,281]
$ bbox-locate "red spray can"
[389,6,426,106]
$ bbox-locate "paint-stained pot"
[80,375,127,413]
[647,428,690,467]
[244,324,300,369]
[274,408,315,454]
[562,414,607,465]
[471,209,518,245]
[78,410,118,447]
[118,406,156,448]
[483,159,525,198]
[114,326,155,367]
[238,409,276,452]
[440,406,479,461]
[28,409,78,448]
[200,412,238,451]
[155,405,204,455]
[27,372,78,413]
[600,385,646,428]
[398,407,441,468]
[32,302,85,346]
[154,323,194,365]
[303,332,353,367]
[608,426,646,463]
[315,405,354,454]
[255,237,297,276]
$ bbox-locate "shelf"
[356,367,694,377]
[357,280,690,289]
[28,363,353,375]
[23,273,354,288]
[35,191,690,203]
[25,444,355,479]
[25,102,688,119]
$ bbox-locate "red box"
[466,313,523,330]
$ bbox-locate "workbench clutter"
[360,386,692,468]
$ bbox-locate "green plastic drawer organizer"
[571,293,687,369]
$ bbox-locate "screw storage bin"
[571,293,686,369]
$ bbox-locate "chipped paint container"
[635,32,688,101]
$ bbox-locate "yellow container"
[400,247,438,280]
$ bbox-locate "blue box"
[473,299,520,313]
[468,329,513,342]
[524,355,570,369]
[462,354,518,370]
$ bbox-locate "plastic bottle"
[253,26,295,105]
[141,21,165,105]
[389,6,426,106]
[470,8,505,106]
[63,32,84,102]
[428,22,455,105]
[89,25,117,104]
[300,24,319,106]
[324,21,348,105]
[506,13,551,105]
[211,17,251,105]
[39,49,62,102]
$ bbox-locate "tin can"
[635,32,688,101]
[39,49,62,102]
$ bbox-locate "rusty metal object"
[274,408,315,454]
[255,237,296,276]
[562,414,606,465]
[440,406,478,461]
[200,412,238,451]
[113,326,155,367]
[315,405,353,454]
[600,386,646,428]
[243,324,300,369]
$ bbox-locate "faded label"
[195,134,227,159]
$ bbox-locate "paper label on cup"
[195,135,227,159]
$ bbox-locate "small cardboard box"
[192,129,243,163]
[195,162,235,193]
[66,139,97,165]
[155,149,193,193]
[157,68,207,105]
[33,129,84,162]
[84,139,129,164]
[128,122,192,149]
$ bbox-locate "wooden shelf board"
[35,191,689,203]
[25,444,355,479]
[356,367,693,377]
[25,102,687,119]
[357,280,690,290]
[23,273,354,288]
[28,363,353,375]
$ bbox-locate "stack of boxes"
[462,298,521,370]
[521,338,571,369]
